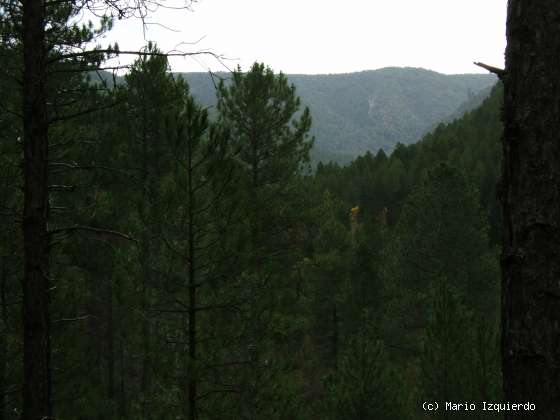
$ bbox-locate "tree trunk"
[21,0,51,418]
[106,276,115,403]
[0,258,7,420]
[502,1,560,417]
[119,332,127,419]
[140,256,152,420]
[187,130,197,420]
[140,90,152,420]
[332,305,338,370]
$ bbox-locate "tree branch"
[48,161,131,175]
[51,315,90,324]
[473,61,505,78]
[48,185,75,192]
[48,225,137,243]
[48,49,225,64]
[48,100,120,124]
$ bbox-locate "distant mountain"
[179,68,496,164]
[92,68,496,164]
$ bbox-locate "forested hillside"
[182,68,497,163]
[317,83,503,243]
[0,31,505,416]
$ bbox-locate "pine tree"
[117,46,185,418]
[157,93,240,419]
[216,62,313,259]
[382,161,500,404]
[13,2,116,416]
[0,27,24,417]
[420,278,474,413]
[215,62,314,416]
[304,191,352,372]
[322,313,407,420]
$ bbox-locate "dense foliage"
[1,29,504,418]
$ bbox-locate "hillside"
[91,67,496,164]
[316,83,503,241]
[180,67,496,163]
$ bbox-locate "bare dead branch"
[51,315,90,324]
[48,225,137,243]
[48,161,131,175]
[47,49,225,64]
[48,185,75,192]
[473,61,505,78]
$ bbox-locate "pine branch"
[48,100,120,124]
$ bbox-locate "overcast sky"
[100,0,507,75]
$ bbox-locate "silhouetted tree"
[501,1,560,417]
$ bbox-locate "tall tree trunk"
[0,258,7,420]
[21,0,51,418]
[106,276,115,404]
[119,332,127,419]
[502,1,560,417]
[187,130,197,420]
[332,305,338,370]
[139,89,152,420]
[140,255,151,420]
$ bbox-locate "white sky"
[99,0,507,75]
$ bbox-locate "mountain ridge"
[179,67,496,163]
[91,67,496,163]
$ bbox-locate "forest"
[1,39,505,420]
[3,0,560,419]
